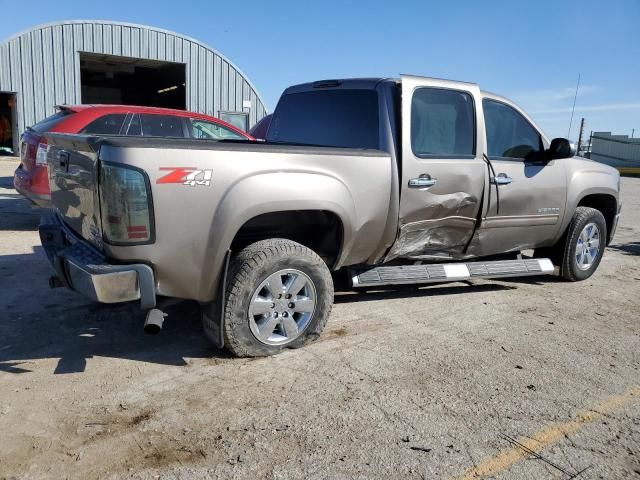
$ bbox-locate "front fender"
[557,158,620,241]
[197,171,357,302]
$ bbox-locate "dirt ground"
[0,157,638,480]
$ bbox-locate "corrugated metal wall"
[0,20,267,137]
[590,132,640,169]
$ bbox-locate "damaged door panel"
[389,75,486,261]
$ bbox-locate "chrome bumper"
[39,212,156,309]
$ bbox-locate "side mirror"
[548,138,573,160]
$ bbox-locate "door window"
[483,99,543,160]
[140,114,184,137]
[190,119,245,140]
[411,88,475,157]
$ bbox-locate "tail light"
[99,162,154,245]
[35,141,49,165]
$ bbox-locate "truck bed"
[45,134,396,302]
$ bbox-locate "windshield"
[267,89,379,149]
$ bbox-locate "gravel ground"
[0,157,638,479]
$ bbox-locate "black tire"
[557,207,607,281]
[220,239,333,357]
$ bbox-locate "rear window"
[31,110,72,133]
[267,89,379,149]
[81,114,127,135]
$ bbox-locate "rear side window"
[140,114,184,137]
[81,114,127,135]
[190,119,245,140]
[267,89,379,149]
[31,110,71,133]
[483,99,543,160]
[125,114,142,136]
[411,88,475,157]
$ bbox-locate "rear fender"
[197,171,356,301]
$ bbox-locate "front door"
[387,75,487,261]
[466,96,567,256]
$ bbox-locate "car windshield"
[266,89,379,149]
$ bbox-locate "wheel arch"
[561,163,619,246]
[197,171,356,302]
[576,193,618,245]
[229,210,345,267]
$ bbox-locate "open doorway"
[0,92,17,156]
[80,53,186,109]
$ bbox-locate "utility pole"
[576,117,585,154]
[632,128,635,139]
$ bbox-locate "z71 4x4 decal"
[157,167,213,187]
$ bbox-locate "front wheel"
[220,239,334,357]
[559,207,607,281]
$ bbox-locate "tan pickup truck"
[39,75,621,357]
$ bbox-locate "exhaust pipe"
[144,308,167,334]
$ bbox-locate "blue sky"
[1,0,638,140]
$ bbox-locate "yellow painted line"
[457,385,640,479]
[618,167,640,175]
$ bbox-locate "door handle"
[408,174,437,188]
[491,173,513,185]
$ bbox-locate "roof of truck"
[283,78,397,95]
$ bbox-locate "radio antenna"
[567,73,581,139]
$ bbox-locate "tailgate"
[45,133,104,250]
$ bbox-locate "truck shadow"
[334,282,516,303]
[0,293,229,375]
[608,242,640,257]
[0,246,232,375]
[1,246,567,376]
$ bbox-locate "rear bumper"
[14,167,51,208]
[39,211,156,309]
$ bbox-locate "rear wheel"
[221,239,333,357]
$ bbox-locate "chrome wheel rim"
[575,222,600,271]
[248,269,317,346]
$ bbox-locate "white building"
[590,132,640,174]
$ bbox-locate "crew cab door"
[388,75,486,260]
[466,96,567,256]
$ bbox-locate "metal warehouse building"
[589,132,640,174]
[0,20,267,154]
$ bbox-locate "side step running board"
[350,258,555,288]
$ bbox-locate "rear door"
[388,75,486,260]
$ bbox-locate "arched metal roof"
[0,19,267,134]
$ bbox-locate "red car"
[14,105,253,207]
